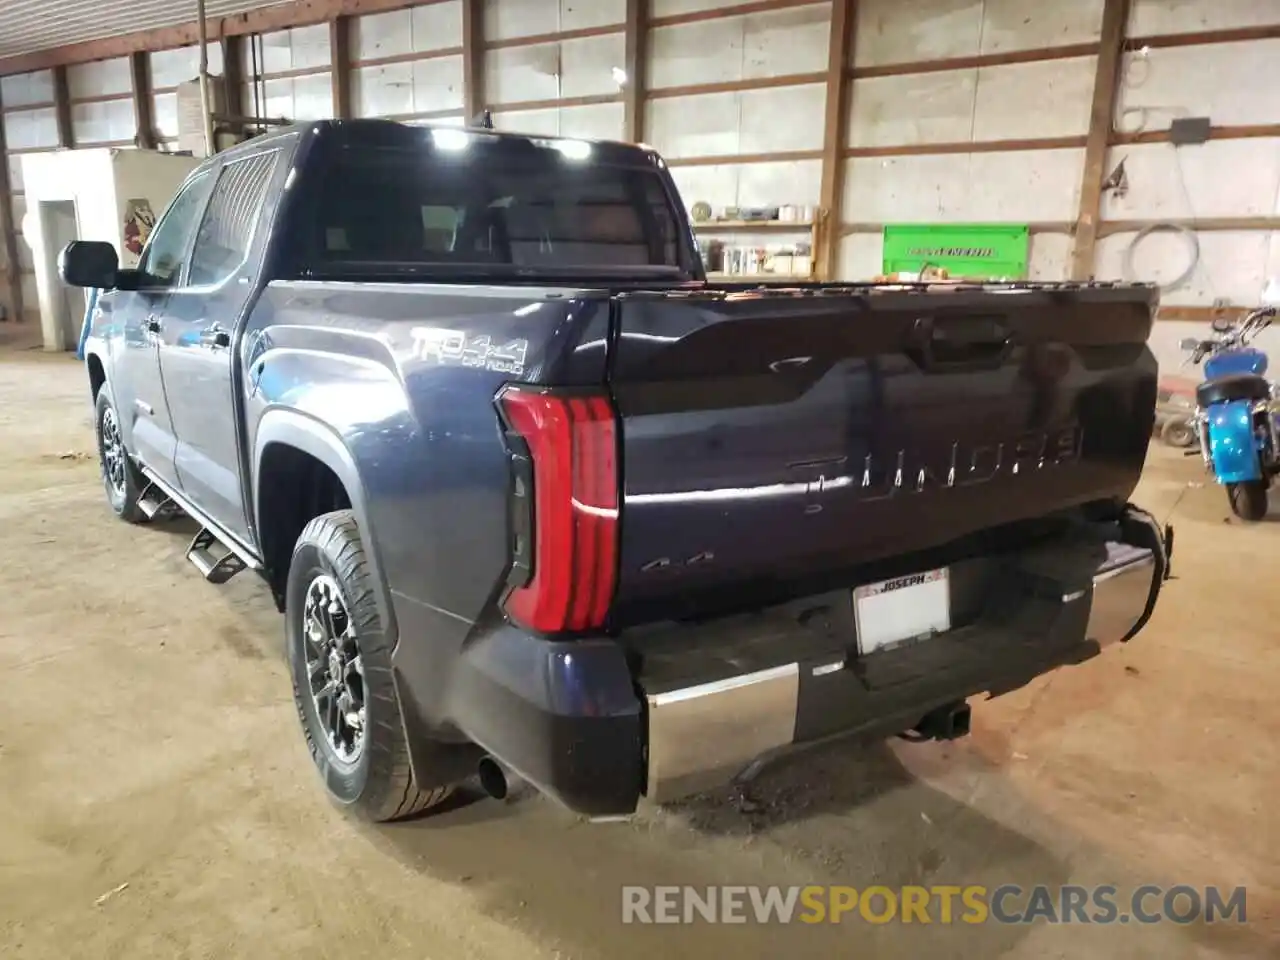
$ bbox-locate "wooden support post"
[622,0,648,142]
[130,52,157,150]
[53,65,74,148]
[330,17,353,119]
[462,0,485,120]
[816,0,856,282]
[0,87,24,323]
[1071,0,1131,280]
[221,36,244,120]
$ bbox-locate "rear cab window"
[294,127,694,282]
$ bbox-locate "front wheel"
[286,510,452,821]
[1227,480,1268,522]
[93,387,147,523]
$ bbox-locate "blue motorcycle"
[1183,307,1279,521]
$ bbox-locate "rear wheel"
[1228,480,1268,522]
[93,387,147,523]
[286,510,452,821]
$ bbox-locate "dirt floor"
[0,334,1277,959]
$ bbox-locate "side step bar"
[138,467,262,586]
[187,527,248,584]
[136,482,178,520]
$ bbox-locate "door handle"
[144,315,161,334]
[199,325,230,348]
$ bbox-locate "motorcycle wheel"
[1227,480,1268,522]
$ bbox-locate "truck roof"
[223,117,659,168]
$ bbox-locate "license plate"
[853,568,951,655]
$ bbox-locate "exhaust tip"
[477,756,509,800]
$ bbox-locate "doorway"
[38,200,85,351]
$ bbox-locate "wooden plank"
[0,0,453,77]
[1156,305,1250,323]
[621,0,647,142]
[491,93,620,112]
[850,42,1099,79]
[0,83,24,324]
[648,71,827,99]
[462,0,485,120]
[664,148,823,167]
[485,23,623,50]
[67,92,133,107]
[129,52,156,150]
[650,0,824,29]
[53,65,73,148]
[1070,0,1130,281]
[1113,123,1280,146]
[353,46,464,69]
[845,135,1088,158]
[1099,217,1280,237]
[816,0,855,282]
[1130,23,1280,51]
[330,17,353,119]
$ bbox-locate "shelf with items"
[704,272,815,283]
[689,205,828,282]
[692,219,815,232]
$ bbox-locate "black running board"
[138,467,262,583]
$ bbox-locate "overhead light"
[555,139,592,161]
[611,66,628,86]
[431,127,471,151]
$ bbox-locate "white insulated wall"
[650,1,829,215]
[351,2,465,122]
[486,0,626,140]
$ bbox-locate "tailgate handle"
[911,316,1012,371]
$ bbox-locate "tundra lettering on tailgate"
[856,423,1084,502]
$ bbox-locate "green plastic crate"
[881,224,1030,280]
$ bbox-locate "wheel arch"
[253,409,397,640]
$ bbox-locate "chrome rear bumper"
[1080,542,1157,649]
[644,527,1164,805]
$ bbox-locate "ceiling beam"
[0,0,446,77]
[816,0,856,282]
[621,0,648,142]
[1070,0,1131,281]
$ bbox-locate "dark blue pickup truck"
[60,119,1171,822]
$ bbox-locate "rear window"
[309,135,684,275]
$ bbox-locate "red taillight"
[498,386,619,633]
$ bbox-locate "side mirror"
[58,240,119,289]
[1179,337,1201,351]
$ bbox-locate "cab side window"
[138,171,214,286]
[187,151,279,288]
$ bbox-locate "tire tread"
[289,510,453,822]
